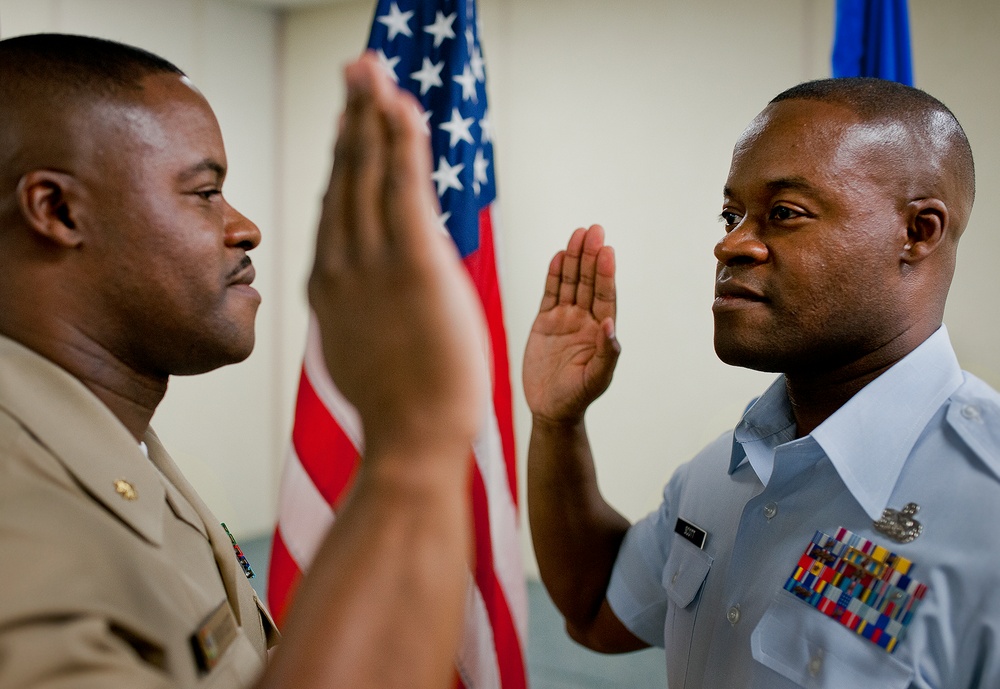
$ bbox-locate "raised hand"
[308,52,488,462]
[260,52,486,689]
[523,224,619,424]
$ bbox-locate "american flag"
[267,2,528,687]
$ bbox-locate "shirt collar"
[729,375,795,485]
[811,326,963,519]
[730,326,964,520]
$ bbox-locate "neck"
[2,322,167,442]
[784,323,939,438]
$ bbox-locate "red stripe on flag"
[463,207,517,507]
[267,526,302,627]
[470,460,527,689]
[291,366,361,507]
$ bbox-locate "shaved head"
[0,34,186,227]
[0,33,183,97]
[770,77,976,239]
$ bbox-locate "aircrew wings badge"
[784,528,928,654]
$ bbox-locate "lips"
[713,276,767,311]
[714,282,765,301]
[227,255,255,286]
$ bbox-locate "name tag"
[674,517,707,549]
[191,600,238,673]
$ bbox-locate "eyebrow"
[177,159,226,183]
[724,176,819,199]
[765,176,817,193]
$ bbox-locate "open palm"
[523,225,619,424]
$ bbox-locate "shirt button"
[808,651,824,676]
[727,605,740,626]
[961,404,982,422]
[763,502,778,520]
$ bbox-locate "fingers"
[546,225,614,319]
[557,227,586,305]
[380,68,437,252]
[315,51,432,286]
[592,242,616,325]
[574,224,605,311]
[342,55,388,261]
[538,251,564,312]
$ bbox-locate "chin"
[713,337,783,373]
[171,332,256,377]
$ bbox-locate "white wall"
[277,0,1000,576]
[0,0,283,538]
[3,0,999,573]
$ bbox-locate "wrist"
[530,412,586,434]
[360,437,473,496]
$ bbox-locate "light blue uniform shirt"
[607,327,1000,688]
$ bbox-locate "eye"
[719,209,742,230]
[194,188,222,201]
[769,205,800,221]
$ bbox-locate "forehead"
[93,72,226,175]
[726,99,894,198]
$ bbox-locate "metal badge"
[113,479,138,501]
[874,503,923,544]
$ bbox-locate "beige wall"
[3,1,999,576]
[0,0,283,537]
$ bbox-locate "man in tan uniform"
[0,34,484,689]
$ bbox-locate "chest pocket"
[751,593,914,688]
[663,540,712,609]
[662,539,712,689]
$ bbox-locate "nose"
[224,199,261,251]
[714,221,767,266]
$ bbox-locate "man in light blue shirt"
[524,77,998,688]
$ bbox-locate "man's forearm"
[527,416,630,634]
[256,454,470,689]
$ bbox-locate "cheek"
[772,246,872,322]
[807,249,898,325]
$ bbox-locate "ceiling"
[226,0,347,8]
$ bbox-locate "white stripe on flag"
[277,445,335,570]
[473,400,528,643]
[456,573,502,689]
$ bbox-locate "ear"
[15,170,84,248]
[901,198,948,265]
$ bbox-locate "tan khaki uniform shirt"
[0,335,279,688]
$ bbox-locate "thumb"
[585,316,620,399]
[596,317,621,362]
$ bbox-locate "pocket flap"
[662,541,712,609]
[751,593,913,687]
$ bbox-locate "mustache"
[227,255,253,280]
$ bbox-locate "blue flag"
[832,0,913,85]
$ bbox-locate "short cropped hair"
[0,33,184,104]
[771,77,975,205]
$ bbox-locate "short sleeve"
[606,491,674,647]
